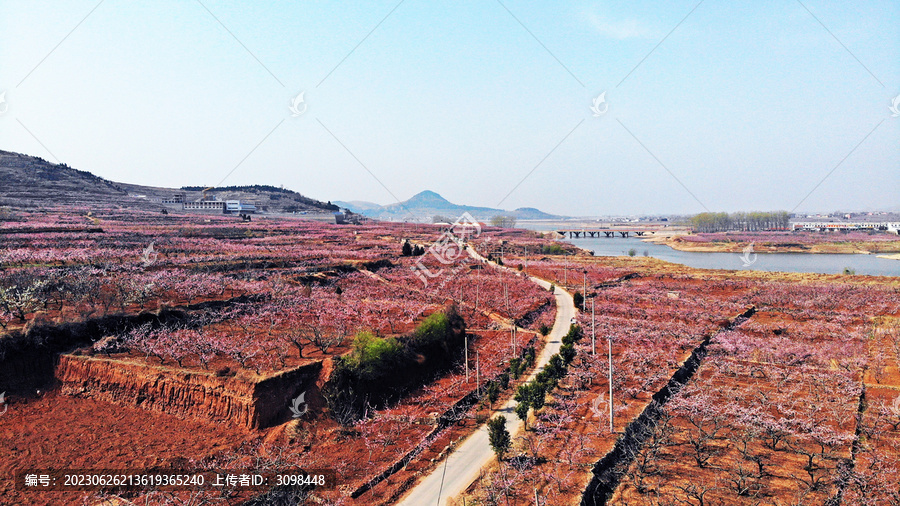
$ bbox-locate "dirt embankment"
[657,236,900,255]
[55,355,321,428]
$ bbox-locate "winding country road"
[396,257,576,506]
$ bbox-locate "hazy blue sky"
[2,1,898,216]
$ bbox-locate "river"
[513,220,898,276]
[557,236,898,277]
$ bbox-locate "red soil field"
[0,208,557,504]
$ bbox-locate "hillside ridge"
[0,150,336,213]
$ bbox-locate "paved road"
[396,263,576,506]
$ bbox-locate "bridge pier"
[558,228,658,238]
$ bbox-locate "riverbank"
[654,232,900,255]
[563,235,900,276]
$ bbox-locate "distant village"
[159,191,256,214]
[787,212,899,233]
[149,189,364,225]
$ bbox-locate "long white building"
[792,221,900,234]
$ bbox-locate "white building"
[792,221,900,234]
[224,201,257,214]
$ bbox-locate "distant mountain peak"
[337,189,565,221]
[408,190,449,203]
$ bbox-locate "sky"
[1,0,898,216]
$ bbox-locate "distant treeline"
[181,184,294,194]
[690,211,791,233]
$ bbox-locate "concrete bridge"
[557,228,658,238]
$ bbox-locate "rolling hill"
[335,190,563,222]
[0,150,337,213]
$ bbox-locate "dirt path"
[395,249,576,506]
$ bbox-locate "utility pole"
[608,335,614,432]
[591,297,596,356]
[476,352,481,396]
[504,282,509,315]
[465,335,469,382]
[564,253,568,287]
[583,269,587,298]
[475,282,479,311]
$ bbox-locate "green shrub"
[530,383,546,409]
[541,243,564,255]
[347,331,403,378]
[488,416,511,460]
[509,357,522,379]
[516,381,546,410]
[573,292,584,310]
[562,324,582,346]
[515,401,530,428]
[497,371,510,390]
[538,369,561,392]
[486,381,500,408]
[413,312,450,348]
[546,354,566,379]
[523,346,536,368]
[560,343,575,364]
[515,383,528,403]
[323,306,465,423]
